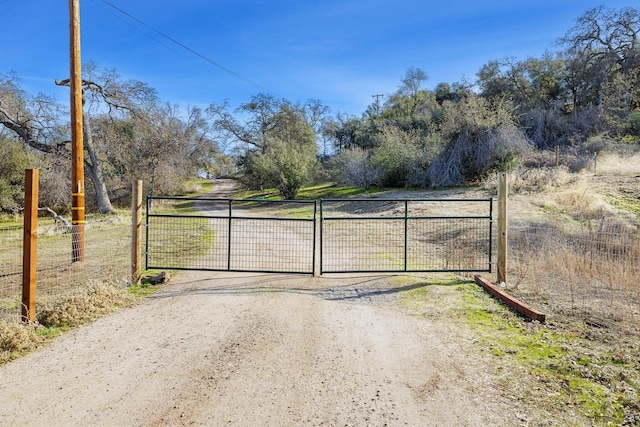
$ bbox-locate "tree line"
[0,64,220,213]
[1,6,639,210]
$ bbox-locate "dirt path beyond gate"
[0,180,516,426]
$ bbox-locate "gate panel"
[146,214,229,271]
[406,217,491,271]
[320,198,493,274]
[147,196,492,275]
[321,218,405,272]
[146,197,316,274]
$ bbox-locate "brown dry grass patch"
[0,282,138,364]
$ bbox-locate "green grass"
[228,182,386,219]
[538,202,579,222]
[127,282,161,297]
[462,283,638,426]
[296,182,382,199]
[608,195,640,221]
[398,276,639,426]
[180,178,215,196]
[235,182,383,201]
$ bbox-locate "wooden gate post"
[497,172,508,285]
[131,180,143,284]
[22,169,39,323]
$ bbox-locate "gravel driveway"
[0,180,516,426]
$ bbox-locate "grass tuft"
[0,321,43,363]
[36,282,137,328]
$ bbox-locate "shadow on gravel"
[148,273,465,305]
[319,282,428,302]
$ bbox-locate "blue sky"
[0,1,635,116]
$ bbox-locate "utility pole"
[372,94,384,115]
[69,0,85,262]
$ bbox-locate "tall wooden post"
[497,172,509,285]
[70,0,85,262]
[22,169,39,323]
[131,180,143,284]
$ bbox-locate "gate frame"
[145,197,317,275]
[319,198,494,274]
[145,196,494,276]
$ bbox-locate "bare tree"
[1,67,161,214]
[55,63,159,213]
[559,6,640,114]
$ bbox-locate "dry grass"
[506,158,640,333]
[37,281,137,328]
[0,281,138,364]
[595,151,640,175]
[510,218,640,322]
[0,216,132,322]
[0,321,42,364]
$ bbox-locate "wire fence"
[508,212,640,326]
[3,194,639,329]
[0,217,131,322]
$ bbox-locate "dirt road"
[0,180,516,426]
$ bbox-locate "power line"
[97,0,281,98]
[87,0,204,73]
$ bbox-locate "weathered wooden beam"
[22,169,39,323]
[131,180,143,285]
[474,274,546,323]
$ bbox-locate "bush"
[428,123,532,187]
[37,282,136,327]
[623,110,640,139]
[370,126,429,187]
[0,138,28,211]
[0,321,42,363]
[428,96,533,187]
[329,148,381,189]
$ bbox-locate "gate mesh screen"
[320,199,492,273]
[146,198,316,274]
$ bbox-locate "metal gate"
[320,198,493,274]
[146,196,493,275]
[146,197,316,274]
